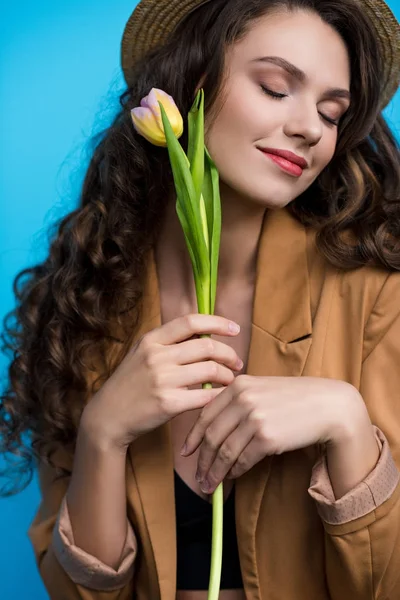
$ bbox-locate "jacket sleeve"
[28,446,137,600]
[308,271,400,600]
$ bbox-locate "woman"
[1,0,400,598]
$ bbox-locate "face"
[204,9,351,209]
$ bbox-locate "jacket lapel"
[235,207,313,599]
[126,207,313,600]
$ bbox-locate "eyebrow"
[250,55,351,101]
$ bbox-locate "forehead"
[227,8,351,87]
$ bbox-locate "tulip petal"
[132,88,183,145]
[140,96,151,109]
[151,89,184,138]
[131,106,152,123]
[131,107,167,147]
[147,89,174,122]
[146,89,163,118]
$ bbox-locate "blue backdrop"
[0,1,399,597]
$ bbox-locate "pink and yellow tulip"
[131,88,184,147]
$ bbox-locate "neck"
[155,184,266,308]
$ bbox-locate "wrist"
[325,390,380,498]
[327,385,371,447]
[80,398,131,456]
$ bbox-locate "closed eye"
[260,85,340,127]
[260,85,287,100]
[320,114,339,126]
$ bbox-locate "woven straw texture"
[121,0,399,108]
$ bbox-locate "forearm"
[66,402,130,569]
[310,423,400,600]
[326,395,380,499]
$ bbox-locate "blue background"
[0,1,399,597]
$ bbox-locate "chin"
[220,174,304,210]
[242,185,298,209]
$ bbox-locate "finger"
[195,404,247,482]
[172,386,226,413]
[200,421,256,493]
[182,386,233,456]
[171,337,243,372]
[145,313,241,346]
[168,361,235,389]
[226,437,265,480]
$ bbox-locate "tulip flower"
[131,87,223,600]
[130,88,184,147]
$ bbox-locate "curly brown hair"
[1,0,399,495]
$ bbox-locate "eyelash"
[260,85,339,127]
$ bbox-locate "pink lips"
[258,147,308,177]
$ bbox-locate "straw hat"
[121,0,399,108]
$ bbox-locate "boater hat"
[121,0,400,108]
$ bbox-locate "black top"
[174,469,244,590]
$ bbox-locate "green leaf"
[175,198,197,271]
[177,199,211,315]
[199,193,210,252]
[202,150,215,254]
[175,200,200,283]
[159,102,210,280]
[187,90,205,202]
[205,146,221,315]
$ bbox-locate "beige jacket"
[28,207,400,599]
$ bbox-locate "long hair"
[1,0,399,495]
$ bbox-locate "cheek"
[206,80,279,148]
[209,94,255,143]
[205,106,251,178]
[205,93,280,175]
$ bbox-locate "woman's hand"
[82,314,243,452]
[182,375,379,496]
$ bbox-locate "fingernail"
[236,358,244,370]
[229,322,240,333]
[195,470,203,482]
[201,480,211,493]
[180,444,188,456]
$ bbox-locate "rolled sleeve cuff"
[52,495,137,591]
[308,426,400,525]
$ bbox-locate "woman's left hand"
[181,375,374,494]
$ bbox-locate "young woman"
[1,0,400,598]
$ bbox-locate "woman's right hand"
[82,314,243,452]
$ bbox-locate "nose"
[283,98,323,147]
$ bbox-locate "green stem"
[208,482,223,599]
[201,334,223,600]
